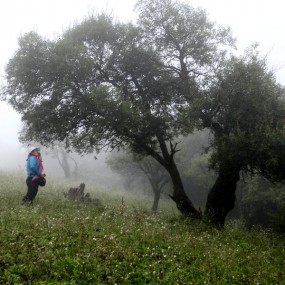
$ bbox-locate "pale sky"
[1,0,285,168]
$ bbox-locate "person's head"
[28,146,40,156]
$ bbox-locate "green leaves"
[136,0,234,80]
[203,50,285,182]
[2,0,235,161]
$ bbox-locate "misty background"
[1,0,285,188]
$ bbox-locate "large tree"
[2,0,233,220]
[197,49,285,227]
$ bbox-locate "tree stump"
[64,183,87,201]
[63,183,102,206]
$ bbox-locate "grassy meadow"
[0,171,284,284]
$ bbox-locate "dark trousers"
[22,177,39,203]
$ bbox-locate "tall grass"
[0,171,284,284]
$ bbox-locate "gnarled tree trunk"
[204,167,240,228]
[146,137,200,218]
[150,136,200,218]
[168,160,201,218]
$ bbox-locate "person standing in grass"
[22,147,45,204]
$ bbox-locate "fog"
[0,101,122,187]
[1,0,285,187]
[0,0,138,186]
[0,103,22,169]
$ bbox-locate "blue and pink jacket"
[26,154,43,178]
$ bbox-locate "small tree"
[107,151,171,213]
[49,146,78,179]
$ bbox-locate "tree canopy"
[204,49,285,180]
[197,48,285,226]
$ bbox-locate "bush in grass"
[240,176,285,232]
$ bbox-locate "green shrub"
[240,176,285,231]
